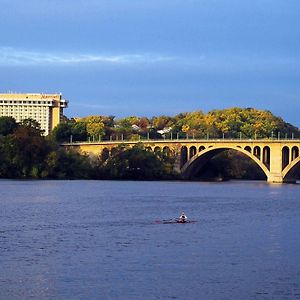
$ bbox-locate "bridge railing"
[61,129,300,144]
[63,136,300,145]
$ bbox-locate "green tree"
[51,119,88,142]
[103,144,177,180]
[1,121,49,177]
[51,122,73,142]
[44,148,94,179]
[0,116,18,136]
[0,118,95,179]
[80,116,105,139]
[21,118,44,135]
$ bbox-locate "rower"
[179,212,187,223]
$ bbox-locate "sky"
[0,0,300,126]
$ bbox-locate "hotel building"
[0,93,68,135]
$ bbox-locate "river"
[1,180,300,299]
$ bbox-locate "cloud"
[0,47,297,77]
[0,47,176,66]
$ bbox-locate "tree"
[181,124,190,133]
[51,119,88,143]
[80,116,105,139]
[44,148,94,179]
[0,116,18,136]
[51,122,73,142]
[103,144,177,180]
[173,111,206,137]
[151,115,174,130]
[72,121,88,141]
[21,118,44,135]
[1,120,50,177]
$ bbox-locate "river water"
[0,180,300,300]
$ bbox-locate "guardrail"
[62,137,300,145]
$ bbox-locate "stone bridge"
[63,139,300,183]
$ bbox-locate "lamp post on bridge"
[147,127,154,141]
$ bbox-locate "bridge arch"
[189,146,197,159]
[262,146,270,169]
[180,146,188,168]
[253,146,261,160]
[199,145,205,152]
[163,146,172,157]
[181,145,270,180]
[101,147,110,161]
[292,146,299,161]
[282,146,290,170]
[244,146,252,153]
[154,146,161,154]
[282,156,300,182]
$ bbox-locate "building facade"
[0,93,68,135]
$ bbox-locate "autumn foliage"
[51,107,299,142]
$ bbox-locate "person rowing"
[179,212,187,223]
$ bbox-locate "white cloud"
[0,47,176,66]
[1,47,297,76]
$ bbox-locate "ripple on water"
[0,180,300,299]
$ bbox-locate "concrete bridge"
[63,139,300,183]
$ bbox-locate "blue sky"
[1,0,300,126]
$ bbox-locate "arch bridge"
[63,139,300,183]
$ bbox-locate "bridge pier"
[267,173,284,183]
[267,173,297,183]
[268,146,284,183]
[173,151,182,173]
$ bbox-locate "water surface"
[1,180,300,299]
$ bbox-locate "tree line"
[0,116,175,179]
[52,107,300,143]
[0,117,93,179]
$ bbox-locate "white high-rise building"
[0,93,68,135]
